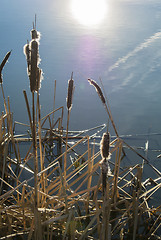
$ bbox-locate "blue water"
[1,0,161,136]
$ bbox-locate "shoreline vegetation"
[0,23,161,240]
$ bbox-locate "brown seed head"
[30,40,39,92]
[100,132,110,159]
[88,78,106,105]
[67,73,74,110]
[31,29,40,40]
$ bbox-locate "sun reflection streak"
[70,0,108,27]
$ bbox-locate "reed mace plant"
[88,78,119,137]
[23,20,43,239]
[64,72,74,181]
[24,25,42,92]
[100,131,111,196]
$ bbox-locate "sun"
[70,0,107,27]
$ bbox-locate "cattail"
[67,72,74,110]
[23,41,31,74]
[31,29,40,40]
[102,159,109,196]
[24,26,42,92]
[88,78,106,105]
[100,131,111,196]
[36,68,42,91]
[0,51,12,84]
[30,40,38,92]
[100,132,110,159]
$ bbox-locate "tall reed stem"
[64,109,70,181]
[32,91,40,239]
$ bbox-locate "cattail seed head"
[23,43,31,74]
[88,78,106,105]
[36,68,43,91]
[100,132,110,159]
[67,73,74,110]
[31,29,40,40]
[30,40,38,92]
[24,24,43,92]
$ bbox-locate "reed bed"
[0,24,161,240]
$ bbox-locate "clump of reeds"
[23,23,42,92]
[100,131,111,196]
[0,51,12,84]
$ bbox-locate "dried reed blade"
[112,141,123,203]
[0,51,12,84]
[7,96,19,163]
[52,79,56,126]
[63,208,75,240]
[1,83,8,113]
[79,208,102,240]
[123,139,161,177]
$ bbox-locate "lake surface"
[1,1,161,150]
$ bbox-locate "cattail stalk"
[100,132,111,196]
[52,80,57,126]
[88,78,119,138]
[64,73,74,181]
[24,21,42,239]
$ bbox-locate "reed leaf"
[0,51,12,84]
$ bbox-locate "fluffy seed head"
[24,25,43,92]
[88,78,106,105]
[100,132,110,159]
[23,43,31,74]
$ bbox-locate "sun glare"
[70,0,107,27]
